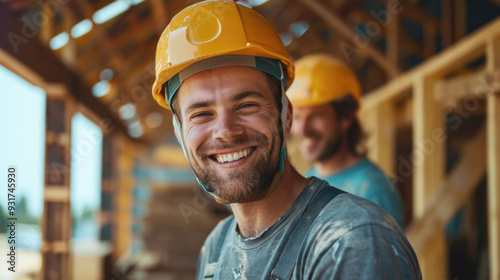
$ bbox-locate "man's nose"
[212,111,244,140]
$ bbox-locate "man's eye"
[191,112,212,120]
[239,103,258,110]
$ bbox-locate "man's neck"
[230,161,311,239]
[314,146,363,177]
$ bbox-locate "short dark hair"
[330,95,366,157]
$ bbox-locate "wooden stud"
[42,93,74,280]
[72,0,125,70]
[412,77,445,218]
[362,103,396,178]
[423,24,436,59]
[362,18,500,110]
[298,0,400,77]
[454,0,467,41]
[39,3,55,45]
[113,136,135,260]
[386,6,399,79]
[412,76,447,280]
[435,70,500,109]
[407,126,486,254]
[100,135,115,243]
[487,36,500,280]
[441,0,453,48]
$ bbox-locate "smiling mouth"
[212,148,254,163]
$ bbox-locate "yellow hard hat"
[152,0,295,110]
[286,54,360,107]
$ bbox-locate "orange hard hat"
[286,54,360,107]
[152,0,295,110]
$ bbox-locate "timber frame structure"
[359,18,500,280]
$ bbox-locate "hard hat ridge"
[152,0,295,202]
[286,54,361,108]
[152,0,295,110]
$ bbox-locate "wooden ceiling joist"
[0,3,131,140]
[298,0,400,77]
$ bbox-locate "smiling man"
[287,54,405,229]
[152,1,421,279]
[174,66,284,205]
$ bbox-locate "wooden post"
[441,0,453,48]
[386,4,399,79]
[42,90,74,280]
[113,136,135,260]
[454,0,467,41]
[363,103,396,178]
[298,0,400,77]
[407,127,486,255]
[412,76,447,280]
[487,36,500,280]
[423,24,436,59]
[100,135,115,243]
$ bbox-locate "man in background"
[287,54,405,229]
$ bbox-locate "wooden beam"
[105,16,158,49]
[401,5,439,31]
[42,94,74,280]
[113,136,135,260]
[407,126,486,253]
[362,102,396,177]
[435,70,500,108]
[394,96,413,128]
[298,0,400,77]
[441,0,453,48]
[150,0,168,30]
[454,0,467,41]
[100,134,115,249]
[487,35,500,280]
[0,4,131,140]
[412,77,445,218]
[362,17,500,110]
[72,0,125,70]
[412,76,447,280]
[386,5,399,78]
[423,23,437,58]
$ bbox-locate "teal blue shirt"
[306,158,405,229]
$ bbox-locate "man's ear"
[284,98,293,137]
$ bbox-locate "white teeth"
[215,149,251,163]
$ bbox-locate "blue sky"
[0,65,102,219]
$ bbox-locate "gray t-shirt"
[197,178,421,280]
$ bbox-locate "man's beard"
[317,132,343,162]
[189,133,281,203]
